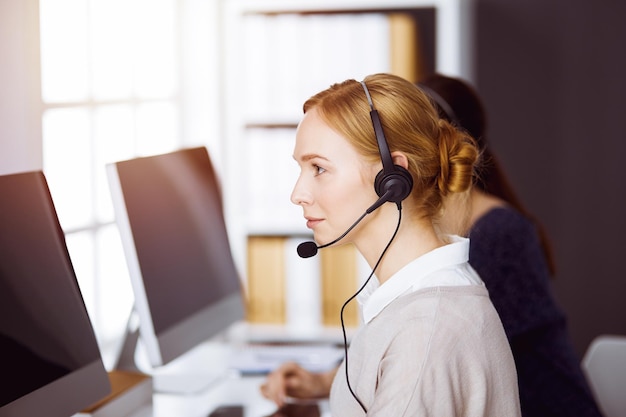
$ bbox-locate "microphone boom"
[295,190,394,258]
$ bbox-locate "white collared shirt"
[358,235,484,324]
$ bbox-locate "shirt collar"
[358,235,480,324]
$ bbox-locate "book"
[77,370,152,417]
[247,235,287,323]
[389,12,423,82]
[320,244,359,327]
[245,236,362,328]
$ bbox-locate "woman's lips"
[305,218,323,229]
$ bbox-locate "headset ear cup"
[374,165,414,204]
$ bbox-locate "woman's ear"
[390,151,409,170]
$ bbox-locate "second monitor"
[107,146,246,392]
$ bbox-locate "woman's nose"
[290,176,311,206]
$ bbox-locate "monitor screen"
[107,147,245,376]
[0,171,110,417]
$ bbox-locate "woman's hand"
[260,362,337,407]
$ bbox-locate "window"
[39,0,220,363]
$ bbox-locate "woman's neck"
[355,205,445,284]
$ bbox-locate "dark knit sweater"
[469,207,603,417]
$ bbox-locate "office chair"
[582,334,626,417]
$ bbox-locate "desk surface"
[127,374,330,417]
[118,339,333,417]
[226,321,354,345]
[153,374,281,417]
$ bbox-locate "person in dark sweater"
[419,73,603,417]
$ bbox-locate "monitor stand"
[114,308,233,395]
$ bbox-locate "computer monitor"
[106,146,246,392]
[0,171,111,417]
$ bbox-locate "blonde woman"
[261,73,521,417]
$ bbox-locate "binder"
[320,244,359,327]
[247,236,287,323]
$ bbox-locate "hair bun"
[437,120,479,194]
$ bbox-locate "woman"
[420,73,603,417]
[261,73,521,416]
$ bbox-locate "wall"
[3,0,625,358]
[0,0,42,175]
[475,0,626,357]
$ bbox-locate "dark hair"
[418,73,556,276]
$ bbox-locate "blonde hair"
[303,73,479,231]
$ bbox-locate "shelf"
[245,121,299,129]
[220,0,473,323]
[231,0,442,15]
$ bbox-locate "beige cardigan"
[330,286,521,416]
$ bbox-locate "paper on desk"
[229,344,344,375]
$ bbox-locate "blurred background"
[1,0,624,361]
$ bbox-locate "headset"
[361,80,414,207]
[339,82,414,413]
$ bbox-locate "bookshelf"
[220,0,473,326]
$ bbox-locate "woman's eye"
[314,164,326,175]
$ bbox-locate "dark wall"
[474,0,626,357]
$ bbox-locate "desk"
[227,321,354,345]
[122,339,333,417]
[127,374,330,417]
